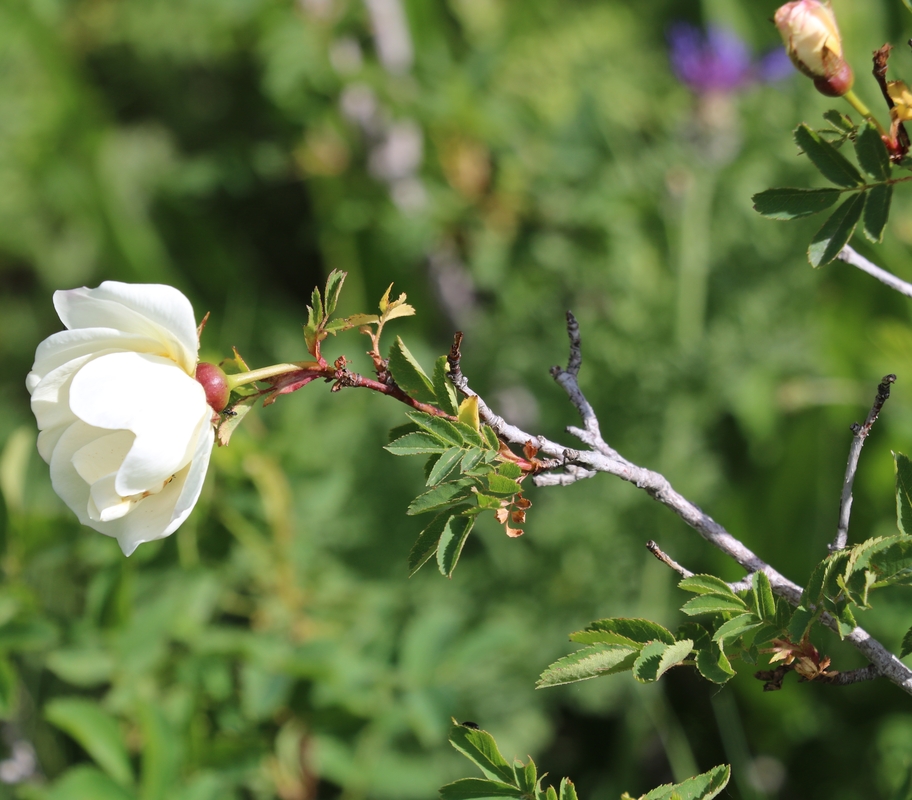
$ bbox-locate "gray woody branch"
[447,313,912,695]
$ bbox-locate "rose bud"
[774,0,853,97]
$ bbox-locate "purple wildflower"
[668,23,791,93]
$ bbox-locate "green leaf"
[751,187,841,220]
[787,606,817,642]
[433,356,460,416]
[545,788,558,800]
[407,411,464,447]
[751,572,776,622]
[438,778,524,799]
[138,701,180,800]
[513,759,537,794]
[559,778,579,800]
[45,699,134,787]
[632,639,692,683]
[447,723,516,783]
[712,613,762,644]
[678,574,741,598]
[854,121,891,180]
[681,594,748,616]
[42,766,136,800]
[863,183,892,243]
[794,124,864,187]
[0,656,16,717]
[486,474,522,495]
[497,462,523,479]
[408,480,476,516]
[438,515,476,577]
[408,510,460,576]
[537,644,639,687]
[577,618,676,645]
[895,452,912,536]
[323,270,345,316]
[641,764,730,800]
[902,624,912,658]
[808,192,865,267]
[388,337,436,403]
[482,425,500,451]
[428,447,465,486]
[823,109,856,133]
[695,642,735,684]
[455,421,486,448]
[461,448,486,472]
[385,431,449,455]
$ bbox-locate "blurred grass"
[3,0,912,798]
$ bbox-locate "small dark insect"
[221,409,238,417]
[460,721,480,730]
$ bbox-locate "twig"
[647,540,753,592]
[831,374,896,552]
[550,312,624,460]
[646,540,694,578]
[837,245,912,298]
[447,322,912,694]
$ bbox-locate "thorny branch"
[447,316,912,695]
[831,374,896,553]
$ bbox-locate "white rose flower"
[26,282,216,556]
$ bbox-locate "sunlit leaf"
[447,722,515,783]
[388,337,436,403]
[408,480,476,515]
[537,644,639,687]
[632,639,692,683]
[385,431,449,455]
[438,514,476,576]
[427,447,464,486]
[640,764,730,800]
[751,572,776,622]
[711,613,762,644]
[678,574,741,598]
[407,411,464,447]
[573,620,675,650]
[681,594,747,616]
[433,355,460,416]
[323,269,346,316]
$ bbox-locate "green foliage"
[753,118,897,265]
[386,409,534,575]
[443,723,728,800]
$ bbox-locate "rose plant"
[26,282,216,556]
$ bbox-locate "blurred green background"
[4,0,912,797]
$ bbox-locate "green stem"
[225,362,321,390]
[843,90,888,138]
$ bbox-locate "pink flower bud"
[196,362,230,412]
[775,0,853,96]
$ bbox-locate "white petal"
[114,422,214,556]
[68,352,211,496]
[48,419,213,551]
[48,421,106,528]
[88,474,134,522]
[28,328,166,389]
[72,430,134,485]
[54,283,199,374]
